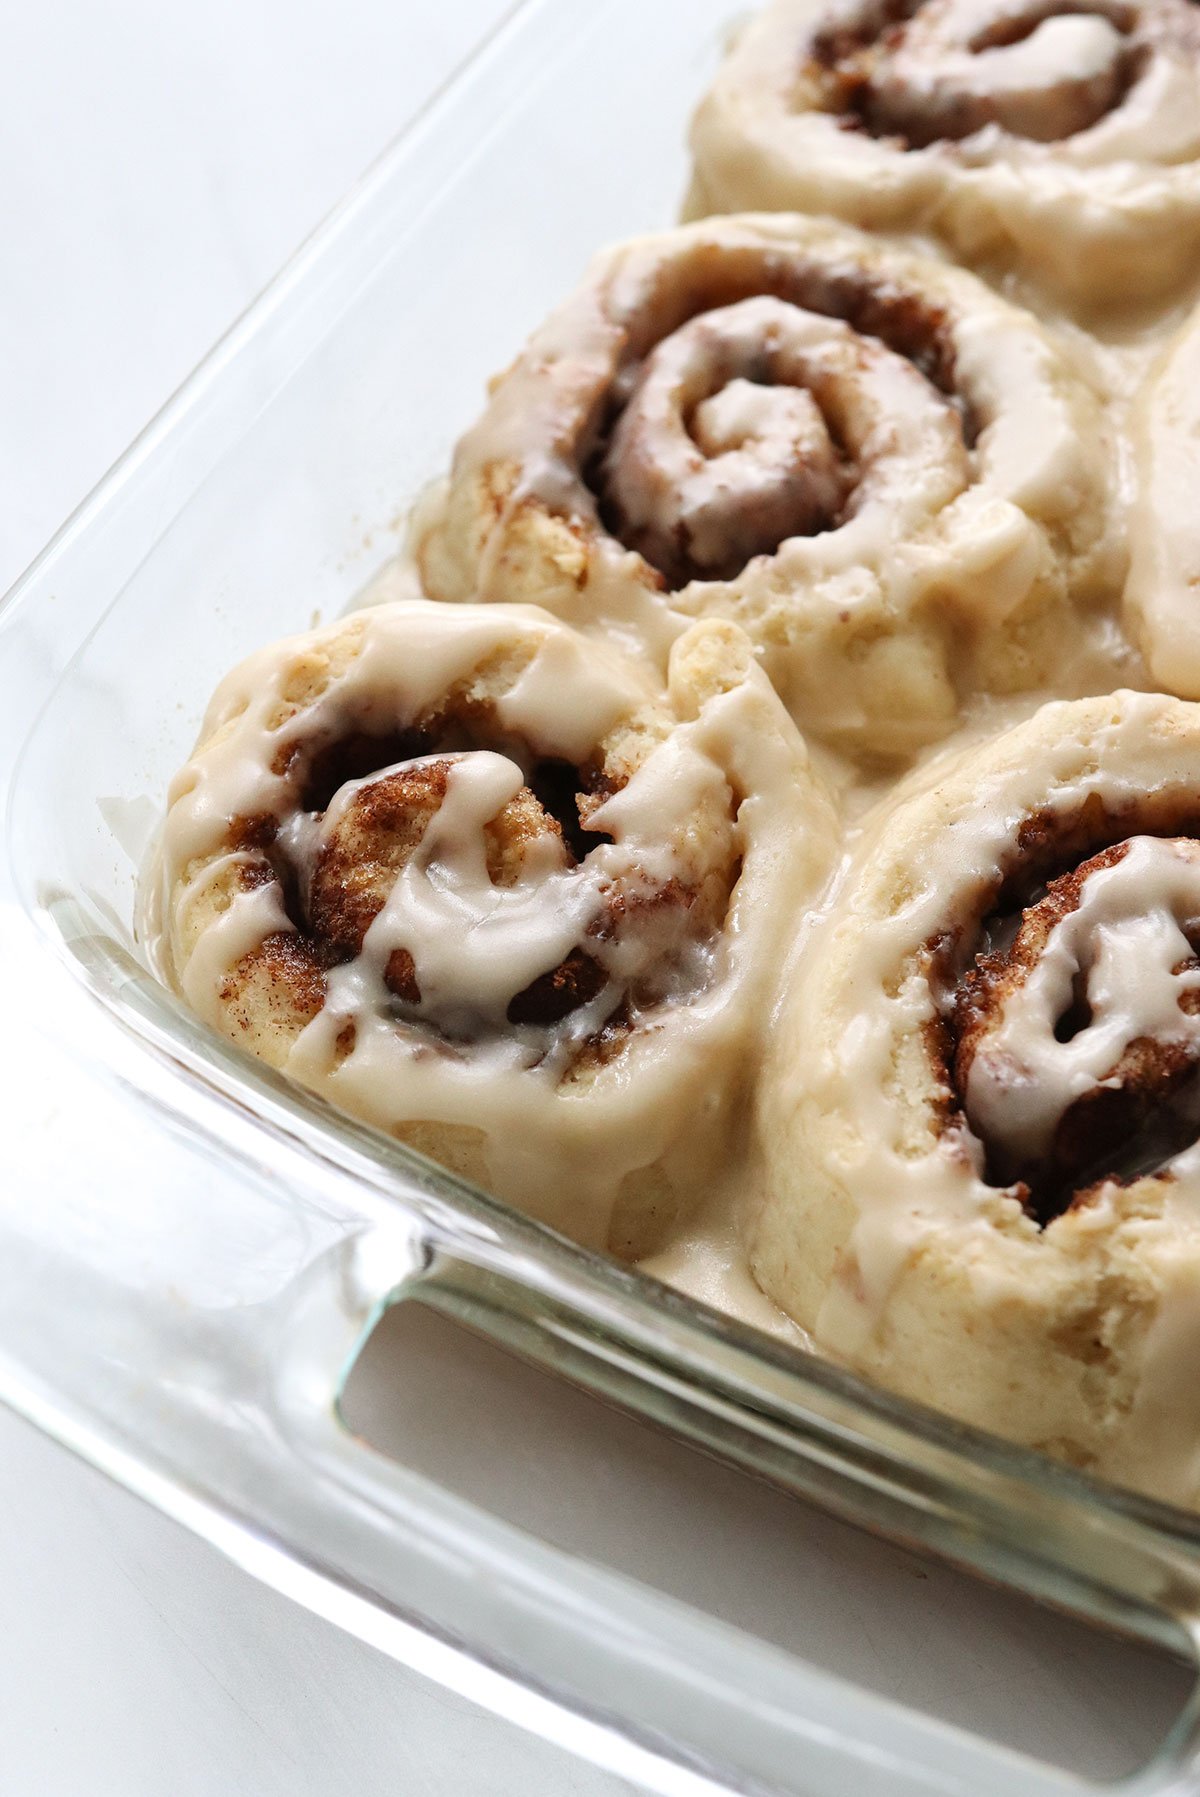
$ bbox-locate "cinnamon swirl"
[754,690,1200,1502]
[149,600,834,1257]
[689,0,1200,308]
[415,215,1119,758]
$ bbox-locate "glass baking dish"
[6,2,1200,1791]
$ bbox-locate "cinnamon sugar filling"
[221,708,734,1064]
[926,802,1200,1222]
[581,244,969,589]
[806,0,1155,148]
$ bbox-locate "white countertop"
[0,6,1193,1793]
[1,6,635,1791]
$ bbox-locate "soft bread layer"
[754,690,1200,1504]
[1128,309,1200,699]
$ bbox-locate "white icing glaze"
[863,0,1131,145]
[148,600,836,1254]
[965,836,1200,1162]
[290,740,729,1075]
[327,754,604,1035]
[601,291,970,588]
[179,874,292,1016]
[688,0,1200,306]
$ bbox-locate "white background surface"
[0,5,637,1792]
[0,5,1195,1794]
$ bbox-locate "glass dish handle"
[272,1227,1200,1797]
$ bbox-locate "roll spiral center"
[951,836,1200,1215]
[593,291,961,588]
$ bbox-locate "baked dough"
[688,0,1200,309]
[415,214,1119,757]
[755,690,1200,1503]
[1127,305,1200,698]
[149,599,835,1258]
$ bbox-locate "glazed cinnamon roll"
[689,0,1200,307]
[755,691,1200,1503]
[148,600,834,1257]
[415,215,1118,758]
[1127,305,1200,698]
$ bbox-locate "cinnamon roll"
[689,0,1200,308]
[149,600,834,1257]
[1127,305,1200,698]
[415,215,1118,758]
[755,691,1200,1503]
